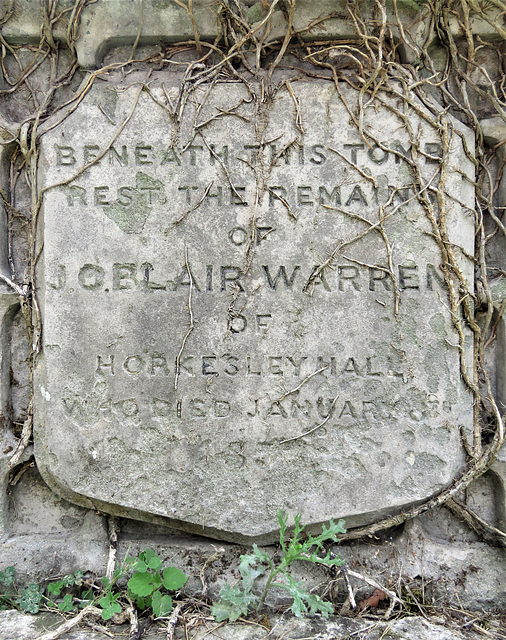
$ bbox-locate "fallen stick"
[127,605,139,638]
[167,602,182,640]
[106,516,119,580]
[35,605,102,640]
[340,564,357,609]
[346,568,403,613]
[84,619,114,637]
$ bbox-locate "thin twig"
[268,187,297,220]
[106,516,119,580]
[35,606,103,640]
[83,620,113,637]
[0,273,28,296]
[174,182,213,225]
[167,602,182,640]
[445,497,506,547]
[346,569,403,607]
[200,134,246,203]
[174,247,194,390]
[8,398,33,468]
[126,604,140,639]
[285,80,304,134]
[328,147,377,187]
[275,367,328,402]
[129,0,144,62]
[340,564,357,609]
[280,395,339,443]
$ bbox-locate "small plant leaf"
[140,549,163,572]
[81,588,94,603]
[162,567,187,591]
[113,566,124,580]
[128,571,155,597]
[305,593,334,617]
[152,590,173,617]
[251,544,271,565]
[58,593,75,613]
[17,584,42,615]
[62,574,75,588]
[134,560,148,573]
[276,577,308,618]
[79,588,93,608]
[160,594,173,616]
[211,583,258,623]
[277,576,334,618]
[99,592,122,620]
[134,595,148,610]
[239,552,265,592]
[152,571,163,590]
[147,557,162,570]
[151,590,161,616]
[278,509,289,552]
[47,581,63,597]
[305,518,346,551]
[212,583,258,621]
[211,600,244,623]
[74,570,84,585]
[0,567,16,588]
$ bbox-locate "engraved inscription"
[35,80,474,540]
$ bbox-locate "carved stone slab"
[34,78,475,542]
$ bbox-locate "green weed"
[211,510,346,622]
[0,548,187,621]
[124,548,187,618]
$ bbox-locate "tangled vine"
[0,0,505,553]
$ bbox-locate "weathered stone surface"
[72,0,423,70]
[0,610,106,640]
[3,0,502,72]
[0,463,108,582]
[188,615,477,640]
[0,291,21,539]
[402,517,506,609]
[33,76,474,542]
[0,610,486,640]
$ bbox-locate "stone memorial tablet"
[34,78,475,541]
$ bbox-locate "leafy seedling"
[58,593,76,613]
[0,567,16,589]
[0,550,187,623]
[211,510,345,621]
[17,584,43,615]
[99,591,122,620]
[47,581,63,598]
[125,549,187,618]
[0,566,17,611]
[45,570,88,612]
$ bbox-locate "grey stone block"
[0,610,106,640]
[33,77,475,542]
[0,465,108,582]
[73,0,422,69]
[0,610,485,640]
